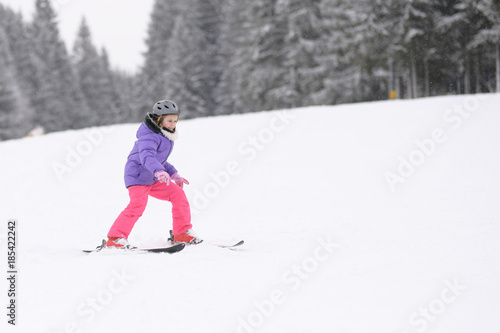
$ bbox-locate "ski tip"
[214,240,245,249]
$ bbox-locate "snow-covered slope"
[1,94,500,333]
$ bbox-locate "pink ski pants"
[107,182,192,239]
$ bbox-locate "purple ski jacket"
[124,115,177,188]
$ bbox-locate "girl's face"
[161,115,179,131]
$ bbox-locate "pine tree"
[72,17,103,127]
[30,0,89,132]
[0,25,29,140]
[0,81,18,140]
[99,48,129,124]
[316,0,367,104]
[0,5,37,113]
[433,0,488,94]
[400,0,436,98]
[470,0,500,92]
[166,6,208,118]
[0,4,35,140]
[273,0,324,108]
[191,0,224,116]
[0,26,18,140]
[214,0,245,114]
[137,0,184,118]
[113,68,137,121]
[164,0,224,118]
[361,0,407,100]
[72,18,125,126]
[226,0,289,112]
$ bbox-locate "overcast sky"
[0,0,154,73]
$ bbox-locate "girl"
[105,100,201,248]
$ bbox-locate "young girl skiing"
[105,100,201,248]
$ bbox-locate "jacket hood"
[141,113,178,141]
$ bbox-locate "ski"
[213,240,244,249]
[83,240,185,254]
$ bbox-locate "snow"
[1,94,500,333]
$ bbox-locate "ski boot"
[168,230,203,245]
[105,237,137,249]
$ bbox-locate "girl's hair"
[156,115,165,126]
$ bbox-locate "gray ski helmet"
[153,100,180,116]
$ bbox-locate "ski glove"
[172,173,189,188]
[155,170,171,186]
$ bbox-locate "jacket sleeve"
[163,161,178,176]
[137,135,165,175]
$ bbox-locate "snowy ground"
[1,94,500,333]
